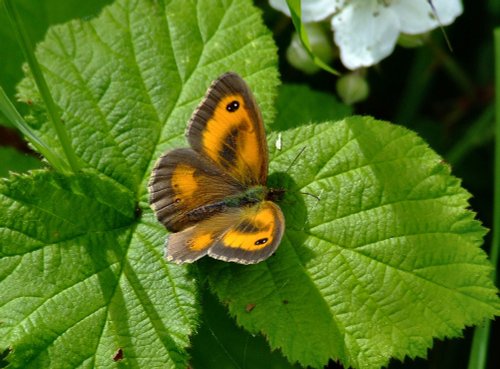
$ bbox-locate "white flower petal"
[431,0,463,24]
[269,0,343,22]
[269,0,291,17]
[391,0,463,34]
[332,0,400,69]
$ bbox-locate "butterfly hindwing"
[165,212,234,263]
[208,201,285,264]
[166,201,284,264]
[187,73,268,186]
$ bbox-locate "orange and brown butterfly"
[148,72,285,264]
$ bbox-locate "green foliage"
[0,0,113,126]
[190,287,299,369]
[1,0,277,367]
[203,116,499,369]
[0,169,198,368]
[0,0,498,369]
[0,147,42,176]
[467,26,500,369]
[15,0,279,190]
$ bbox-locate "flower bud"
[286,23,333,74]
[397,33,429,48]
[336,73,369,105]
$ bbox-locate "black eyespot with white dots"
[226,100,240,112]
[254,238,268,246]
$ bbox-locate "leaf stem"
[285,0,339,76]
[467,27,500,369]
[3,0,80,173]
[0,86,70,172]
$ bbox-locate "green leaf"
[1,0,278,367]
[467,26,500,369]
[0,147,42,177]
[0,0,112,127]
[190,286,301,369]
[0,169,197,368]
[202,116,500,369]
[16,0,278,190]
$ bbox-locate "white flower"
[269,0,463,70]
[332,0,463,70]
[269,0,343,22]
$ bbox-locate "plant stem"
[467,27,500,369]
[3,0,80,173]
[0,86,69,172]
[492,26,500,298]
[285,0,339,76]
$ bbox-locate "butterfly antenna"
[285,146,307,174]
[427,0,453,52]
[283,146,321,202]
[301,191,321,202]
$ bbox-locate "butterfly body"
[185,185,266,221]
[149,72,284,264]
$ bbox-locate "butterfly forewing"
[148,148,243,232]
[187,73,269,186]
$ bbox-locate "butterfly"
[148,72,285,264]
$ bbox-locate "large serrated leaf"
[16,0,279,191]
[202,116,499,369]
[0,169,198,368]
[1,0,278,367]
